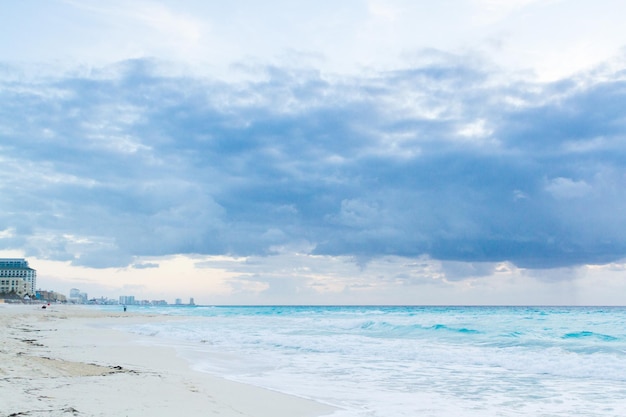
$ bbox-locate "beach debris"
[20,339,44,347]
[107,365,137,374]
[6,407,80,416]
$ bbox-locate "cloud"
[2,54,626,271]
[545,177,592,199]
[131,262,159,269]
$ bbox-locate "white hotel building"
[0,258,37,297]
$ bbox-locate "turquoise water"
[119,306,626,416]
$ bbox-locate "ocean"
[114,306,626,416]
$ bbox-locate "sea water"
[117,306,626,416]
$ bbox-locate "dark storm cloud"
[1,57,626,269]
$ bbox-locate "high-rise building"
[69,288,88,304]
[0,258,37,297]
[119,295,135,305]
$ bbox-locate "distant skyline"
[2,0,626,305]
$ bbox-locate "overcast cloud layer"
[2,54,626,271]
[2,1,626,303]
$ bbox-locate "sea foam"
[119,306,626,417]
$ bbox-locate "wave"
[562,331,619,341]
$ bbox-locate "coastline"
[0,304,337,417]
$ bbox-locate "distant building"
[69,288,88,304]
[119,295,135,305]
[189,297,195,306]
[89,297,118,305]
[175,298,182,305]
[36,290,67,303]
[0,258,37,297]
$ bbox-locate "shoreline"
[0,304,337,417]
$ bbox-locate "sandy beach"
[0,304,336,417]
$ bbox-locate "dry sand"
[0,303,336,417]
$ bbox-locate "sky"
[2,0,626,305]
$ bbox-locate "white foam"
[122,306,626,417]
